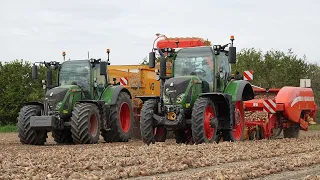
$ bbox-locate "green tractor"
[138,36,254,145]
[17,49,134,145]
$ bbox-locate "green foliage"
[308,124,320,131]
[0,124,18,133]
[0,60,57,125]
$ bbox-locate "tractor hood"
[163,77,192,105]
[45,85,80,111]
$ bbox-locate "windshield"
[59,60,91,93]
[174,47,214,83]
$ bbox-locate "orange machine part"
[275,86,317,123]
[156,37,211,49]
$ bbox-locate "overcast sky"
[1,0,319,65]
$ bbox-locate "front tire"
[70,103,101,144]
[102,92,134,142]
[17,105,47,145]
[191,97,217,144]
[140,99,157,145]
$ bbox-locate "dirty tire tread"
[140,99,157,145]
[17,105,47,145]
[70,103,100,144]
[102,92,133,142]
[191,97,216,144]
[52,129,74,144]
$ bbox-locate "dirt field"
[1,131,320,180]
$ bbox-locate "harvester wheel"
[17,105,47,145]
[140,99,158,145]
[283,123,300,138]
[191,97,217,144]
[52,129,74,144]
[154,127,167,142]
[70,103,101,144]
[102,92,133,142]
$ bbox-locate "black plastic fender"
[235,80,254,101]
[110,86,132,105]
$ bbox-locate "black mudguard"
[110,86,132,105]
[235,80,254,101]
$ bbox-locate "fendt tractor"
[17,49,134,145]
[138,36,255,145]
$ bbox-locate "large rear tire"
[52,129,74,144]
[140,99,158,145]
[17,105,47,145]
[70,103,101,144]
[191,97,217,144]
[102,92,133,142]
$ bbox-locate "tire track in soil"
[129,150,320,180]
[254,164,320,180]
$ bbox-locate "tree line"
[0,48,319,125]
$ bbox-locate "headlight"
[163,95,170,104]
[176,93,185,103]
[55,102,63,110]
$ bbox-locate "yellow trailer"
[108,63,172,138]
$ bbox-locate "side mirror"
[149,52,155,68]
[32,64,38,80]
[100,61,107,75]
[228,47,236,63]
[160,56,166,78]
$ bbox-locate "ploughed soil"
[1,130,320,180]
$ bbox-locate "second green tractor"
[138,36,255,145]
[17,49,134,145]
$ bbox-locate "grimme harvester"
[138,35,256,145]
[243,79,318,140]
[17,49,134,145]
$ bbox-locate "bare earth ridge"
[1,131,320,180]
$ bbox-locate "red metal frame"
[244,85,318,140]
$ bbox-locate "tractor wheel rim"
[204,105,215,140]
[89,114,98,136]
[233,101,244,140]
[120,102,130,133]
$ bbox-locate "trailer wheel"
[191,97,217,144]
[283,123,300,138]
[154,127,167,142]
[140,99,158,145]
[17,105,47,145]
[70,103,101,144]
[102,92,134,142]
[52,129,74,144]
